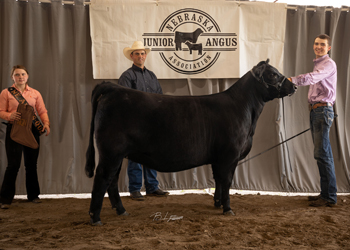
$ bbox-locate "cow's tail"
[85,83,102,178]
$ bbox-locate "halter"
[250,69,286,97]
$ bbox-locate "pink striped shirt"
[0,84,49,124]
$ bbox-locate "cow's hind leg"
[89,157,123,226]
[107,163,128,216]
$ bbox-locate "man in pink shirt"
[0,65,50,209]
[289,34,337,207]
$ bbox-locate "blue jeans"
[127,160,159,194]
[310,106,337,203]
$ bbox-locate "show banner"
[90,0,286,79]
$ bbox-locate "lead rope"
[238,128,310,165]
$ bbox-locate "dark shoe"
[130,191,145,201]
[1,204,10,209]
[31,198,42,203]
[308,195,321,201]
[309,198,336,207]
[147,189,169,197]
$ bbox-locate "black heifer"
[85,60,296,225]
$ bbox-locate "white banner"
[90,0,287,79]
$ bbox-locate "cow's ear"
[252,63,267,78]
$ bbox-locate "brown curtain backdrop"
[0,0,349,195]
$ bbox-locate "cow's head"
[251,59,297,101]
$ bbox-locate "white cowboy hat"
[123,41,151,61]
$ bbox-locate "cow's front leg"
[213,182,222,208]
[212,164,224,208]
[217,163,237,216]
[107,164,128,216]
[221,181,235,216]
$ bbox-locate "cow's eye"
[270,73,278,79]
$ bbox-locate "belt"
[309,102,332,111]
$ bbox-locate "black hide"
[85,60,296,225]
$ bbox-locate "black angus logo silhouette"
[143,8,237,75]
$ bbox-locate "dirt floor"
[0,193,350,250]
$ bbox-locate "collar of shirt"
[12,83,30,94]
[132,63,148,73]
[313,54,329,64]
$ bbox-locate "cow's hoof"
[90,220,103,226]
[214,200,222,208]
[223,210,235,216]
[118,211,129,216]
